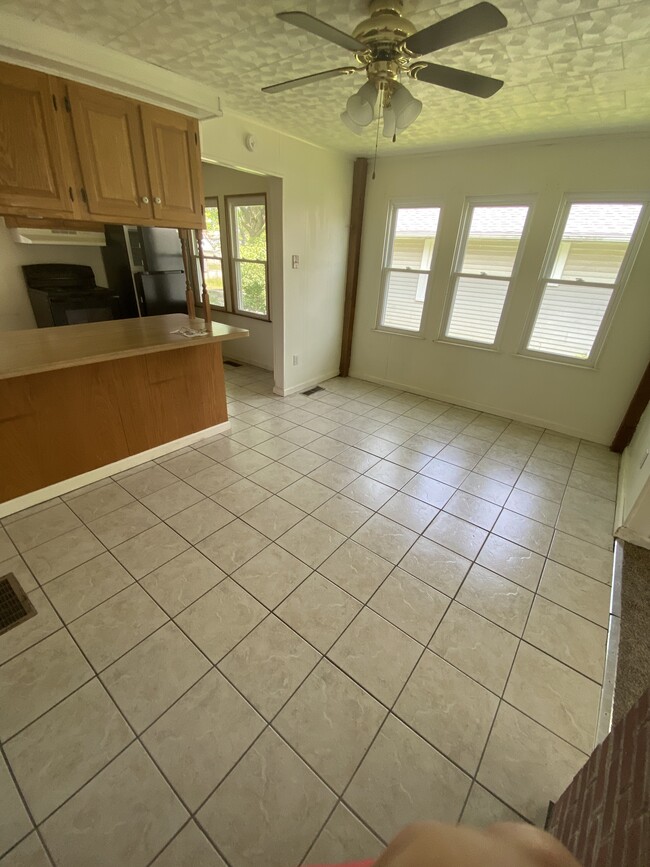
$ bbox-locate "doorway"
[199,162,282,384]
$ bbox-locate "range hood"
[10,227,106,247]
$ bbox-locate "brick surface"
[631,724,647,815]
[594,736,610,808]
[611,789,630,861]
[548,688,649,867]
[620,713,637,791]
[623,817,640,867]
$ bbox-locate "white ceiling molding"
[0,11,223,119]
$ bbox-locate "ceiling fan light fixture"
[390,82,422,131]
[345,80,378,125]
[340,110,365,135]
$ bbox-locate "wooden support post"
[178,228,196,320]
[196,228,212,328]
[339,157,368,377]
[611,360,650,452]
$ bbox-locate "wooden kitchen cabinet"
[141,104,204,228]
[0,61,205,228]
[65,81,154,222]
[0,61,74,217]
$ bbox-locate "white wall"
[202,164,274,371]
[616,400,650,549]
[203,164,269,197]
[0,219,108,331]
[200,115,352,394]
[350,133,650,444]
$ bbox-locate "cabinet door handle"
[141,196,150,204]
[154,196,161,205]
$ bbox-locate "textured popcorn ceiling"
[3,0,650,153]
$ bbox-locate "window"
[444,203,529,346]
[526,201,645,361]
[194,194,270,320]
[200,203,225,309]
[377,205,440,334]
[227,194,269,318]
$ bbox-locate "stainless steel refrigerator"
[102,225,189,317]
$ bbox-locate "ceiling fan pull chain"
[372,83,383,180]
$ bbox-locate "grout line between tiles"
[1,556,596,833]
[0,740,52,865]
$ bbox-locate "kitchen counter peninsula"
[0,314,249,503]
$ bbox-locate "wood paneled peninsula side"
[0,314,248,502]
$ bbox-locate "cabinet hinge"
[52,94,58,111]
[194,131,198,145]
[80,188,88,204]
[64,95,71,113]
[68,187,74,202]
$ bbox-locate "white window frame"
[439,196,534,350]
[226,193,270,321]
[375,200,443,337]
[196,198,227,311]
[519,193,649,368]
[414,238,434,302]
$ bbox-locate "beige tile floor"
[0,364,617,867]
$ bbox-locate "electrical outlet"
[292,254,300,269]
[292,355,299,366]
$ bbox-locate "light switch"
[291,255,300,269]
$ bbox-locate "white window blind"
[378,206,440,333]
[527,202,643,360]
[445,205,529,345]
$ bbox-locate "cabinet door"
[141,105,204,227]
[0,62,73,216]
[66,82,153,221]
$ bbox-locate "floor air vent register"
[0,573,36,636]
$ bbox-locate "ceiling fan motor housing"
[353,0,419,93]
[352,0,417,48]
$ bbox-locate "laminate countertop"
[0,314,249,380]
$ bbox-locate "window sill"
[209,305,271,323]
[372,328,426,340]
[435,338,499,353]
[515,351,597,370]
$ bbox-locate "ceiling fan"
[262,1,508,138]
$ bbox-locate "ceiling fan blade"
[277,11,366,52]
[404,2,507,56]
[262,66,359,94]
[410,62,503,98]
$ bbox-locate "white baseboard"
[223,354,273,373]
[274,369,340,397]
[0,421,231,520]
[350,370,608,443]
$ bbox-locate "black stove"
[23,264,124,328]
